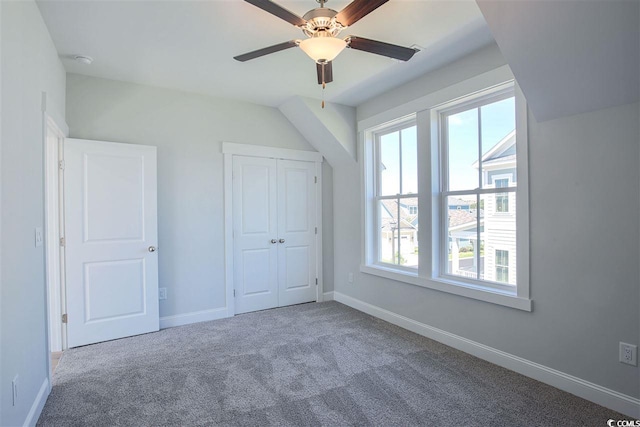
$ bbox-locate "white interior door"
[277,160,317,306]
[233,156,279,314]
[232,156,317,314]
[64,138,159,348]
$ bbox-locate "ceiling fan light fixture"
[299,36,347,63]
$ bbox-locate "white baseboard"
[160,307,229,329]
[333,291,640,419]
[322,291,335,301]
[24,377,49,427]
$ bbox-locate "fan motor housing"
[302,8,344,38]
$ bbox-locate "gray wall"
[330,45,640,399]
[65,74,334,317]
[0,1,67,425]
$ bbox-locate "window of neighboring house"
[369,118,418,270]
[495,178,509,213]
[495,249,509,283]
[362,73,530,311]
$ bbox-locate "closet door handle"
[270,239,277,244]
[279,239,285,244]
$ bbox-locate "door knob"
[270,239,277,244]
[279,239,285,244]
[148,246,157,252]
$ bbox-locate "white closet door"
[233,156,279,314]
[277,160,317,307]
[64,138,159,348]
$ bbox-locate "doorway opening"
[44,112,67,376]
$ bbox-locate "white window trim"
[360,67,531,312]
[363,114,418,274]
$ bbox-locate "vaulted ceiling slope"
[36,0,493,107]
[477,0,640,122]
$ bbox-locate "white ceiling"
[36,0,494,107]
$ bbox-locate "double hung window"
[362,75,530,310]
[372,120,418,269]
[439,88,518,290]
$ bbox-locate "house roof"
[381,198,482,232]
[448,197,471,207]
[449,209,483,229]
[472,129,516,169]
[482,153,516,167]
[380,199,418,232]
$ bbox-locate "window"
[495,178,509,213]
[440,88,518,290]
[373,120,418,269]
[495,250,509,283]
[362,72,530,311]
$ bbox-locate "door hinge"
[233,289,236,297]
[315,227,317,235]
[58,160,65,170]
[59,237,65,247]
[314,176,317,184]
[61,314,67,324]
[315,278,318,285]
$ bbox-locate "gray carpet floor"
[38,301,625,426]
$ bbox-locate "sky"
[447,97,515,191]
[379,97,515,196]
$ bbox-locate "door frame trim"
[222,142,324,316]
[42,91,69,393]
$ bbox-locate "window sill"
[360,264,532,312]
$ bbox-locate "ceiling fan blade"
[234,40,298,62]
[347,36,418,61]
[244,0,306,27]
[335,0,388,27]
[316,61,333,85]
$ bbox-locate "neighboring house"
[449,207,483,279]
[450,130,517,285]
[380,198,418,266]
[448,197,472,211]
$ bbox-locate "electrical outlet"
[158,288,167,300]
[35,227,43,247]
[620,342,637,366]
[12,375,18,406]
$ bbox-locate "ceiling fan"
[234,0,418,91]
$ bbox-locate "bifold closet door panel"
[277,159,317,307]
[232,156,279,314]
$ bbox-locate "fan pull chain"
[321,64,326,109]
[322,81,326,109]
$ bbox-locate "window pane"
[495,250,509,283]
[379,199,399,265]
[379,132,400,196]
[398,197,418,268]
[447,108,479,191]
[480,97,516,189]
[378,197,418,269]
[495,178,509,213]
[401,126,418,194]
[446,195,480,279]
[482,193,516,285]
